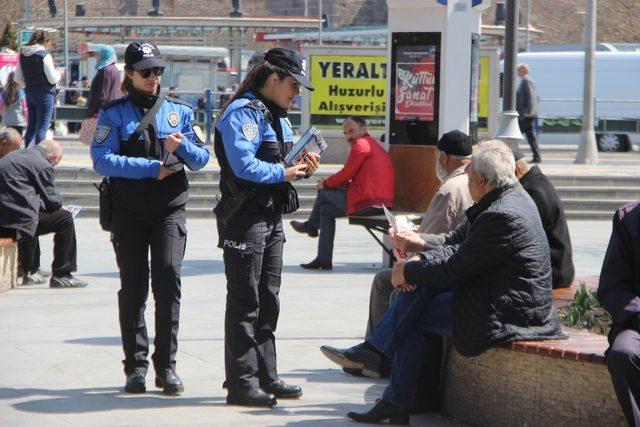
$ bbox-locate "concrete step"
[548,176,640,187]
[68,206,312,219]
[563,210,616,220]
[55,180,323,199]
[61,192,320,209]
[561,199,632,212]
[53,167,336,183]
[556,187,640,199]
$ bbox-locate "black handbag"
[281,182,299,214]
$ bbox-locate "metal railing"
[53,87,302,143]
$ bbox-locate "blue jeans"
[366,285,454,408]
[24,89,55,147]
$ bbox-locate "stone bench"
[441,276,626,427]
[0,237,18,294]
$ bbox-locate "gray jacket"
[0,146,62,237]
[516,75,539,118]
[404,183,564,357]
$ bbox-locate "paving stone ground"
[0,212,612,425]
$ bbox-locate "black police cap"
[125,41,167,70]
[437,130,473,156]
[264,48,314,91]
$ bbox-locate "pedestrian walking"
[516,63,541,163]
[14,30,63,147]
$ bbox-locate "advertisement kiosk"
[386,0,491,211]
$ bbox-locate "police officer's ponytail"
[216,61,288,124]
[120,67,133,94]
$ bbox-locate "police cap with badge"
[124,41,167,70]
[264,48,314,91]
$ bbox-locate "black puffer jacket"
[404,183,565,357]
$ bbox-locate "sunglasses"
[136,67,165,78]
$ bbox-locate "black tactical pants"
[111,208,187,375]
[218,211,284,391]
[19,209,77,276]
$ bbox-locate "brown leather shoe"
[300,259,332,270]
[290,221,318,237]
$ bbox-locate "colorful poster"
[309,54,387,128]
[0,53,19,86]
[394,46,437,122]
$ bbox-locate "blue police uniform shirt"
[215,92,293,185]
[91,96,210,179]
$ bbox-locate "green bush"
[558,282,612,335]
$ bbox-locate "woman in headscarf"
[87,44,121,118]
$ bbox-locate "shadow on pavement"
[65,336,365,346]
[83,259,225,279]
[283,368,387,386]
[283,262,383,275]
[0,387,225,414]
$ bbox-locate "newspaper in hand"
[283,127,328,166]
[63,205,83,218]
[382,204,413,261]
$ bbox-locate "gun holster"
[93,178,113,232]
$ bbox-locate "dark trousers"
[111,209,187,374]
[19,209,77,277]
[220,212,284,390]
[367,286,454,409]
[519,117,541,162]
[24,89,55,147]
[307,188,347,263]
[366,268,407,338]
[607,329,640,426]
[307,188,383,263]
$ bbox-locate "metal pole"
[318,0,323,45]
[24,0,31,21]
[525,0,531,51]
[63,0,69,86]
[304,0,308,17]
[495,0,524,144]
[503,0,518,111]
[575,0,599,164]
[205,89,212,145]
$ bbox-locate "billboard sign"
[309,54,387,129]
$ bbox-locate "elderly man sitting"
[321,144,564,424]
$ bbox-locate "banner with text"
[310,55,387,129]
[394,45,437,122]
[0,53,19,86]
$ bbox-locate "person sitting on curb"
[598,200,640,426]
[0,139,88,288]
[480,139,575,288]
[290,116,395,270]
[512,144,575,288]
[320,144,564,424]
[0,128,48,284]
[344,130,473,382]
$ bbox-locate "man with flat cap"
[320,130,473,387]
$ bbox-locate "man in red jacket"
[291,116,395,270]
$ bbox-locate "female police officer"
[90,41,209,395]
[214,48,320,407]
